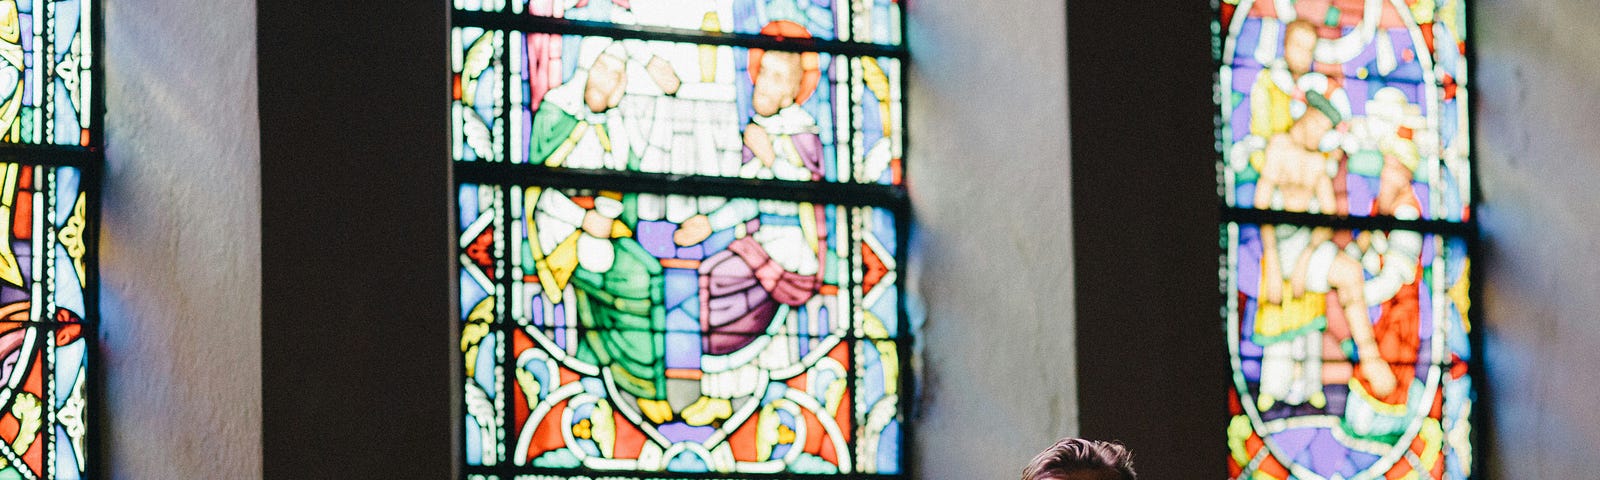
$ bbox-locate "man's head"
[1021,438,1136,480]
[1283,20,1319,77]
[749,21,821,117]
[752,50,805,116]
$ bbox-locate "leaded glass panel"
[1224,222,1472,479]
[0,1,101,478]
[459,183,904,476]
[0,163,92,480]
[1218,0,1471,222]
[452,0,908,474]
[507,33,848,182]
[1216,1,1475,479]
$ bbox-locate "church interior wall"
[906,1,1077,478]
[100,0,264,477]
[1475,0,1600,476]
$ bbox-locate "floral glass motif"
[1217,1,1475,479]
[456,28,507,163]
[0,0,92,146]
[848,56,900,185]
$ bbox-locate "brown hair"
[1020,438,1136,480]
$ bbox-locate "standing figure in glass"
[523,187,684,424]
[1254,98,1397,412]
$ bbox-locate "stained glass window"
[453,2,906,478]
[0,0,98,479]
[1216,1,1475,479]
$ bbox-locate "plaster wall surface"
[101,0,263,477]
[907,1,1075,478]
[1475,1,1600,477]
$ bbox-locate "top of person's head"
[1020,438,1136,480]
